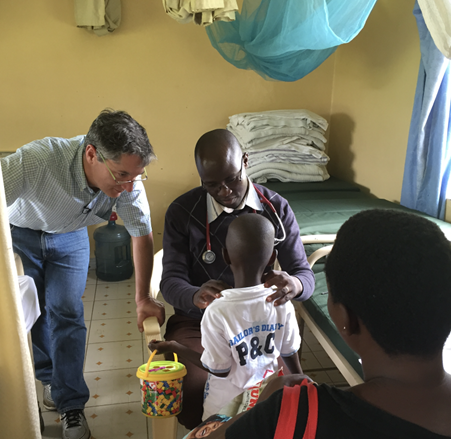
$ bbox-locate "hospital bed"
[263,177,451,386]
[145,176,451,437]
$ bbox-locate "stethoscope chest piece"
[202,249,216,264]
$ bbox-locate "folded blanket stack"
[227,110,330,183]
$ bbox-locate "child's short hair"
[326,209,451,357]
[225,214,275,271]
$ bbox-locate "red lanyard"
[206,212,211,251]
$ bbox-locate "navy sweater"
[160,185,315,319]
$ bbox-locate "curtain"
[205,0,377,82]
[0,164,41,438]
[400,2,451,220]
[417,0,451,59]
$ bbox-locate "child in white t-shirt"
[149,214,303,420]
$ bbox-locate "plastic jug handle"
[145,350,179,378]
[116,260,128,269]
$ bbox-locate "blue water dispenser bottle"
[94,212,134,281]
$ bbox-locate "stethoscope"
[202,184,287,264]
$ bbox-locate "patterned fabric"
[1,135,151,236]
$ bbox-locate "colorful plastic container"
[136,350,187,418]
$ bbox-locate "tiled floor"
[37,265,347,439]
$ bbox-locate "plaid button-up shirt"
[1,135,151,236]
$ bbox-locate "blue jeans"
[11,226,90,413]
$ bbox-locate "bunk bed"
[263,177,451,385]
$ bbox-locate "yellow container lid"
[136,360,186,381]
[136,351,186,381]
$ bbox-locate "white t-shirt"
[200,284,301,419]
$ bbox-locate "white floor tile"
[40,411,63,439]
[302,327,317,341]
[312,350,335,369]
[300,352,323,371]
[85,340,144,372]
[85,402,148,439]
[86,270,97,286]
[303,336,324,353]
[85,321,91,340]
[82,284,96,302]
[91,298,136,320]
[89,317,142,344]
[326,368,348,385]
[96,282,135,301]
[307,370,334,385]
[97,272,136,284]
[83,301,94,321]
[300,340,311,353]
[85,368,141,407]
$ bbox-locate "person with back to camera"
[150,214,304,421]
[203,209,451,439]
[0,109,165,439]
[161,129,315,428]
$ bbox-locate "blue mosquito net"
[206,0,377,82]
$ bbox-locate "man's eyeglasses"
[97,150,148,185]
[202,157,244,192]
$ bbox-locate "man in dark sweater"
[161,129,314,429]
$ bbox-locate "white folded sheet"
[229,109,328,132]
[239,135,326,152]
[248,162,330,183]
[228,124,327,145]
[229,129,326,152]
[248,146,329,166]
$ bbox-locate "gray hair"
[83,109,156,165]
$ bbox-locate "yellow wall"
[0,0,423,255]
[0,0,335,255]
[328,0,419,201]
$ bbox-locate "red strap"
[303,382,319,439]
[273,384,301,439]
[273,379,318,439]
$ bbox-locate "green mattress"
[262,178,451,381]
[263,176,362,194]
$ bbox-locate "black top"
[226,384,451,439]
